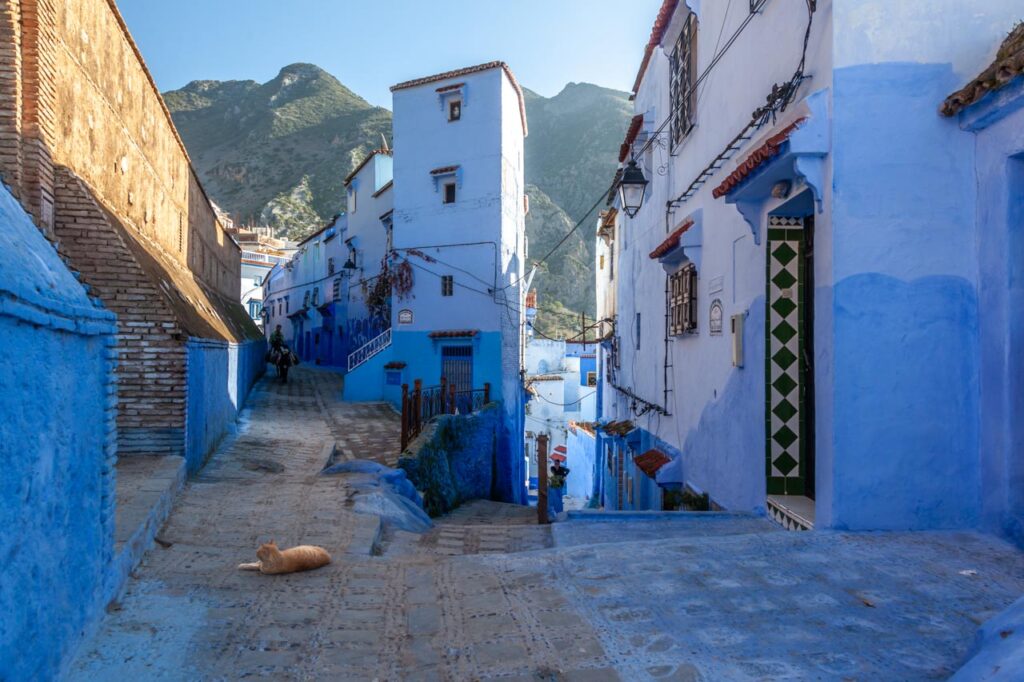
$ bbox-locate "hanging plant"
[392,259,414,300]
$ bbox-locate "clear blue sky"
[117,0,663,107]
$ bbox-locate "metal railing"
[346,327,392,372]
[400,377,491,451]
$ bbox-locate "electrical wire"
[497,2,769,293]
[532,391,597,408]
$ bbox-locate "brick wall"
[0,0,242,301]
[54,167,186,455]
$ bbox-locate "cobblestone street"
[68,367,1024,681]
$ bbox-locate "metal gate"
[441,346,473,412]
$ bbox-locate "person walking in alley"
[548,455,570,517]
[269,325,285,352]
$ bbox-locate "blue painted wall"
[0,185,118,681]
[829,62,982,529]
[186,339,266,474]
[565,427,597,501]
[964,78,1024,545]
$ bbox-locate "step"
[107,455,186,602]
[766,495,815,531]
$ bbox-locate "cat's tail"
[237,562,261,571]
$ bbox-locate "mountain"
[164,65,632,337]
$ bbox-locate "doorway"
[765,208,815,524]
[441,345,473,411]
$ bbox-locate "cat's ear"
[269,538,275,546]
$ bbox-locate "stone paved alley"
[68,367,1024,681]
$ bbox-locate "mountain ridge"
[163,63,631,336]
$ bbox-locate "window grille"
[312,287,319,306]
[441,275,454,296]
[669,13,698,148]
[332,277,341,300]
[448,99,462,121]
[303,291,310,308]
[669,263,698,336]
[328,257,335,275]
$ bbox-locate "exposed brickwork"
[0,0,23,200]
[18,0,56,236]
[0,0,263,457]
[54,167,186,456]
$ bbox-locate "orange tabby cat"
[237,540,331,574]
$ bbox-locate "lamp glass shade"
[618,159,648,218]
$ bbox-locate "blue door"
[442,346,473,412]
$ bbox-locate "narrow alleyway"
[69,367,1024,681]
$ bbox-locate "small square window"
[441,275,454,296]
[448,99,462,122]
[443,182,457,204]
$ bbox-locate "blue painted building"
[342,62,530,504]
[598,0,1024,537]
[0,184,118,680]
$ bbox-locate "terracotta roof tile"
[384,361,406,369]
[712,118,807,199]
[649,219,695,259]
[550,453,567,462]
[553,445,567,453]
[941,23,1024,116]
[528,374,565,383]
[634,448,672,478]
[632,0,681,95]
[428,329,478,339]
[430,165,460,176]
[372,181,394,199]
[391,61,528,136]
[436,82,465,93]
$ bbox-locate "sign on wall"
[709,299,724,336]
[398,309,413,324]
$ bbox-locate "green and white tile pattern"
[766,217,805,495]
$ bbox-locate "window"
[448,99,462,122]
[328,257,335,275]
[635,312,641,350]
[303,290,310,308]
[443,182,457,204]
[248,300,262,319]
[599,254,605,270]
[254,275,263,286]
[586,371,597,387]
[347,186,357,213]
[311,287,319,306]
[441,275,454,296]
[609,241,615,280]
[669,13,698,148]
[669,263,698,336]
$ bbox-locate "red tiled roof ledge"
[384,361,406,369]
[528,374,565,382]
[649,219,695,259]
[391,61,528,136]
[428,329,478,339]
[618,114,646,162]
[553,445,567,453]
[634,448,672,478]
[436,82,465,93]
[712,118,807,199]
[430,165,460,176]
[632,0,681,95]
[373,181,394,199]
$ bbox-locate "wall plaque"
[398,309,413,324]
[709,299,724,336]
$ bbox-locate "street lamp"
[618,158,648,218]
